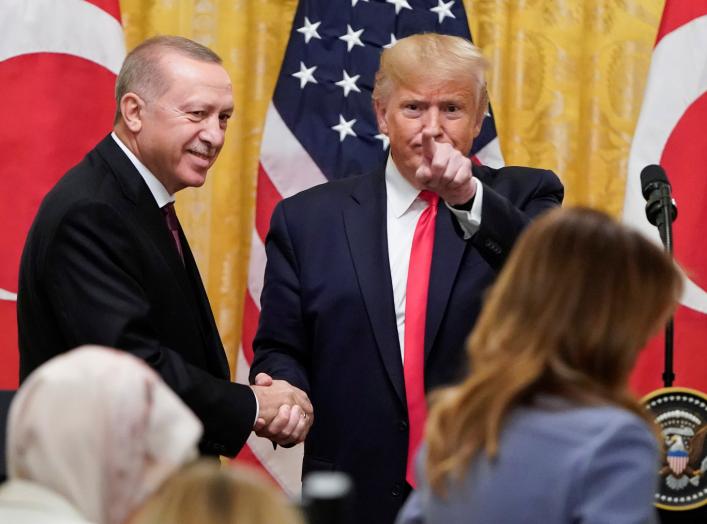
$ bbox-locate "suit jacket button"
[392,483,402,496]
[398,420,408,432]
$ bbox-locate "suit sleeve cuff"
[446,179,484,240]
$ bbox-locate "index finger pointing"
[421,131,436,163]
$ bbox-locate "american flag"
[236,0,504,494]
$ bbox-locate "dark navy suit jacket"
[252,164,564,523]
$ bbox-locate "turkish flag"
[0,0,125,388]
[623,2,707,395]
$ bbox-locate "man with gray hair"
[18,36,312,457]
[252,33,564,522]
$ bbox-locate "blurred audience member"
[0,346,202,524]
[133,460,305,524]
[397,207,682,524]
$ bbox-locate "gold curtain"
[119,0,664,376]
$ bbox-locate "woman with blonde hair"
[397,207,682,524]
[133,460,305,524]
[0,346,202,524]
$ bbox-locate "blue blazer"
[252,164,563,523]
[397,400,660,524]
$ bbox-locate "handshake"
[250,372,314,446]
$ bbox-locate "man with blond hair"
[252,33,563,522]
[18,36,312,458]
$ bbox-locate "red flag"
[0,0,125,388]
[623,1,707,395]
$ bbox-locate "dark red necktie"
[403,190,438,487]
[162,202,184,264]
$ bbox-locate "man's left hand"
[415,131,477,206]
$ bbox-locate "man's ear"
[373,99,389,135]
[473,88,489,138]
[119,93,145,133]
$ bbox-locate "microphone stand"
[657,186,675,387]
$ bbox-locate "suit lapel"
[425,200,468,360]
[181,237,231,378]
[343,171,405,405]
[95,136,228,377]
[97,136,193,299]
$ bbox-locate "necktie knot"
[162,202,179,233]
[418,190,439,206]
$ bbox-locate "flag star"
[383,33,398,49]
[386,0,412,15]
[374,133,390,150]
[430,0,456,23]
[292,62,318,89]
[332,115,357,142]
[296,17,322,44]
[335,70,362,97]
[351,0,369,5]
[339,24,365,52]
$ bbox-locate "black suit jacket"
[251,164,564,523]
[17,134,254,456]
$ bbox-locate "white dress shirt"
[385,156,484,360]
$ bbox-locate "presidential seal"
[643,387,707,511]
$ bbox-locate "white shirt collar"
[111,132,175,208]
[385,155,421,218]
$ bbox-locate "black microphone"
[640,164,677,245]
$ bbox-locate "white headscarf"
[6,346,203,524]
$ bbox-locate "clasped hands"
[251,372,313,446]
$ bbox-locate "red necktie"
[403,190,438,487]
[162,202,184,264]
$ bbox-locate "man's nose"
[200,115,225,148]
[423,108,442,137]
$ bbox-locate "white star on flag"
[332,115,357,142]
[384,34,398,49]
[292,62,318,89]
[386,0,412,15]
[297,17,322,44]
[351,0,369,5]
[339,24,365,52]
[335,70,362,97]
[374,133,390,150]
[430,0,456,24]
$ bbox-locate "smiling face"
[374,79,484,186]
[133,52,233,194]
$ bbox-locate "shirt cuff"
[252,387,260,428]
[445,179,484,240]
